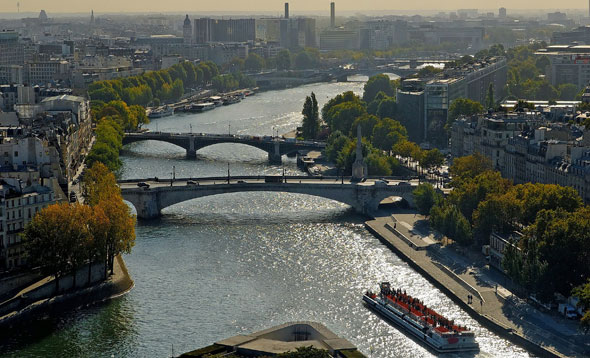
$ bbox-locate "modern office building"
[537,45,590,89]
[194,18,256,44]
[397,57,507,146]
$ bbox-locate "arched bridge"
[122,132,326,163]
[119,176,418,219]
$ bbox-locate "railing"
[118,175,417,184]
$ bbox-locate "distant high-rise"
[194,18,255,44]
[330,2,335,28]
[499,7,506,18]
[183,14,193,44]
[285,3,289,19]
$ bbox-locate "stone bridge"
[119,176,418,219]
[122,132,326,163]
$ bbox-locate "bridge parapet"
[121,178,416,219]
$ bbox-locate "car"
[69,191,77,203]
[237,180,246,183]
[137,182,150,188]
[374,180,387,186]
[187,180,197,185]
[397,181,412,186]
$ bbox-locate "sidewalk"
[365,215,589,358]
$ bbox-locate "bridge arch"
[121,182,415,220]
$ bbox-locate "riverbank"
[0,255,133,330]
[364,214,587,358]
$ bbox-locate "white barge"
[363,282,479,353]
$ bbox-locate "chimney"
[285,3,289,19]
[330,2,335,27]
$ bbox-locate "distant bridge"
[122,132,326,163]
[119,176,418,219]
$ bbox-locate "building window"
[14,151,18,157]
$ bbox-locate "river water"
[1,80,532,358]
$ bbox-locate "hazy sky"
[0,0,587,14]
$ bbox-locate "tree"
[371,118,407,151]
[447,98,484,128]
[244,53,264,72]
[417,65,442,78]
[413,183,440,215]
[572,280,590,332]
[321,91,363,126]
[294,51,314,69]
[325,131,351,162]
[363,74,395,103]
[301,92,320,139]
[535,55,550,73]
[449,153,493,181]
[558,83,579,100]
[375,97,397,119]
[82,162,121,207]
[82,162,136,275]
[276,49,291,70]
[486,83,495,110]
[393,139,421,160]
[326,101,367,134]
[419,148,444,172]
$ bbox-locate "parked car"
[137,182,150,188]
[187,180,197,185]
[69,191,77,203]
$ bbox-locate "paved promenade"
[365,214,590,358]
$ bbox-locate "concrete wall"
[0,260,106,317]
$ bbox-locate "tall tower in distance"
[330,2,335,28]
[499,7,506,18]
[285,2,289,19]
[183,14,192,44]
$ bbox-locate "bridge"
[119,176,418,219]
[122,132,326,163]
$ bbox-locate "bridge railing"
[118,175,417,184]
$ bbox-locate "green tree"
[326,101,367,134]
[486,83,495,110]
[449,153,493,182]
[301,92,320,139]
[321,91,363,126]
[558,83,579,100]
[325,130,352,162]
[417,65,442,78]
[419,148,444,172]
[276,49,291,70]
[375,97,397,119]
[363,74,395,103]
[371,118,407,151]
[447,98,484,128]
[244,53,264,72]
[413,183,441,215]
[572,280,590,332]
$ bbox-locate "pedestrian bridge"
[119,176,418,219]
[122,132,326,163]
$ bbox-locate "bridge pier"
[187,136,196,158]
[268,141,282,164]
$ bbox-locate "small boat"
[363,282,479,353]
[148,106,174,119]
[185,102,216,113]
[222,96,241,106]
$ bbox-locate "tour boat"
[185,102,215,112]
[363,282,479,353]
[148,106,174,118]
[223,96,241,105]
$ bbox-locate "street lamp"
[228,123,231,136]
[227,163,230,184]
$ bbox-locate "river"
[1,80,533,358]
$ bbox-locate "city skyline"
[1,0,590,14]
